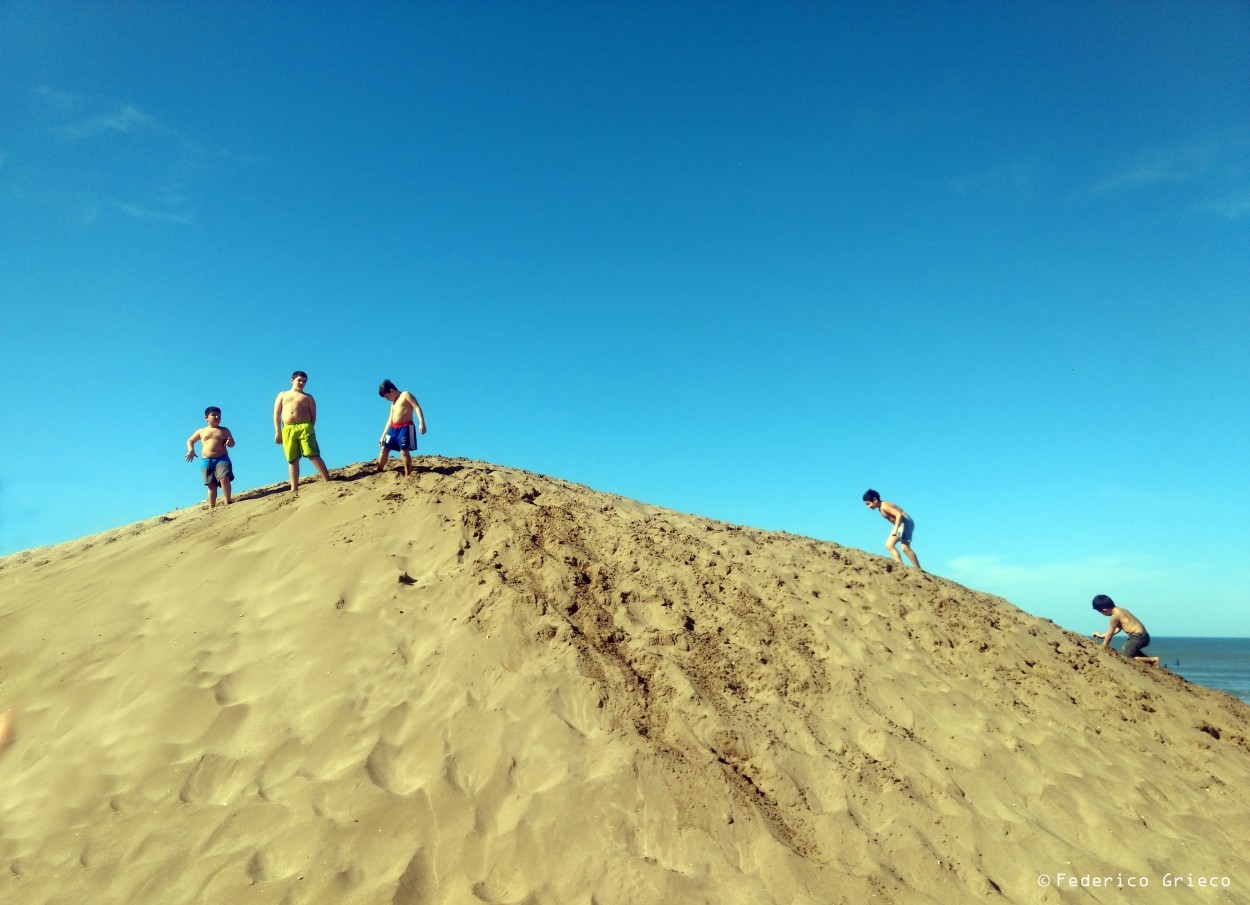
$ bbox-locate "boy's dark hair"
[292,370,308,380]
[862,489,880,503]
[1092,594,1115,611]
[204,406,222,418]
[378,379,398,397]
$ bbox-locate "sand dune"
[1,458,1247,904]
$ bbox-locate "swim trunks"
[894,516,915,545]
[282,421,320,462]
[1122,632,1151,658]
[383,421,417,452]
[201,455,234,487]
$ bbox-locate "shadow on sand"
[232,459,468,500]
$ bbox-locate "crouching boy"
[1091,594,1160,667]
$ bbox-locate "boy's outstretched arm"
[225,428,236,448]
[185,429,202,462]
[273,395,284,443]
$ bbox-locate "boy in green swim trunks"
[273,370,332,492]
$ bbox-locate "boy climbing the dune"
[185,406,236,507]
[274,370,332,492]
[375,379,427,476]
[1091,595,1161,667]
[862,489,922,571]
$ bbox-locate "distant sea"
[1148,638,1250,704]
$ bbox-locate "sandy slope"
[1,458,1247,904]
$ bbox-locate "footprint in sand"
[0,710,15,755]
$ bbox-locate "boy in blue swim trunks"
[1091,595,1161,667]
[273,370,332,492]
[862,489,922,570]
[376,378,427,476]
[186,406,236,507]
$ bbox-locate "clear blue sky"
[2,2,1247,636]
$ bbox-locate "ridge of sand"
[1,458,1247,904]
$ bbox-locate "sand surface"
[1,458,1248,904]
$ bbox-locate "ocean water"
[1148,638,1250,705]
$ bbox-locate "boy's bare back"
[877,500,908,523]
[1108,606,1147,636]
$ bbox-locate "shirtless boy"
[376,379,427,476]
[1091,594,1161,667]
[273,370,331,492]
[186,406,236,507]
[862,489,922,570]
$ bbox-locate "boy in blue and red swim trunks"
[186,405,236,507]
[376,379,427,476]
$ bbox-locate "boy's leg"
[376,448,390,472]
[310,455,331,482]
[900,542,922,571]
[401,450,412,476]
[207,483,218,508]
[288,460,300,493]
[222,475,233,505]
[1126,634,1160,668]
[885,535,903,564]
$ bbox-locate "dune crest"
[1,458,1247,904]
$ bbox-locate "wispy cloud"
[947,552,1164,597]
[109,201,194,225]
[1096,149,1198,192]
[61,105,160,140]
[19,86,206,226]
[31,85,83,112]
[1094,135,1250,219]
[949,159,1039,202]
[1095,486,1184,505]
[946,552,1250,636]
[1193,191,1250,221]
